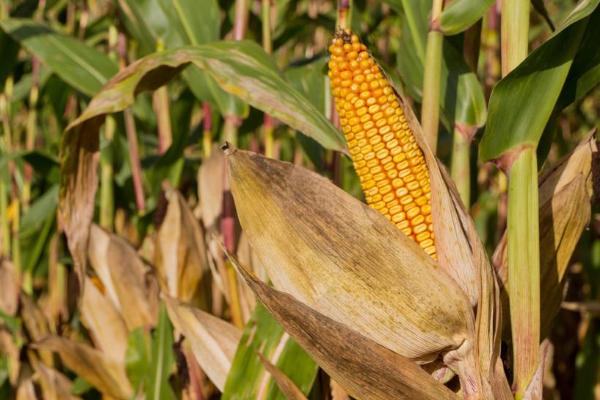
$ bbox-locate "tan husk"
[165,296,241,391]
[225,147,474,364]
[230,254,458,400]
[493,133,596,337]
[393,86,501,395]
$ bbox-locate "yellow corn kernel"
[328,30,436,259]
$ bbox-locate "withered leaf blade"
[493,134,596,337]
[33,336,133,399]
[232,256,458,400]
[0,258,19,315]
[58,120,102,294]
[226,148,474,363]
[257,352,308,400]
[155,188,211,306]
[80,276,129,364]
[88,225,159,330]
[198,146,225,231]
[165,296,241,391]
[32,359,80,400]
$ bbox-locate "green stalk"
[262,0,274,158]
[99,116,115,229]
[507,147,539,398]
[450,129,471,206]
[420,0,444,153]
[501,0,529,77]
[223,115,239,147]
[202,102,212,158]
[502,1,535,395]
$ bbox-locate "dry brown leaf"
[198,145,225,230]
[231,256,458,400]
[165,296,241,391]
[16,377,37,400]
[88,224,159,330]
[493,134,596,337]
[257,352,308,400]
[80,276,129,364]
[0,258,19,315]
[0,327,20,385]
[33,336,133,399]
[155,188,211,306]
[58,120,102,294]
[226,147,474,365]
[33,359,80,400]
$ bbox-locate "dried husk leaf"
[231,256,458,400]
[80,277,129,364]
[395,89,501,394]
[0,258,19,315]
[33,336,133,399]
[88,225,159,330]
[33,359,80,400]
[493,134,596,336]
[155,188,211,306]
[165,296,241,391]
[198,146,225,230]
[226,148,474,364]
[20,293,53,366]
[257,352,309,400]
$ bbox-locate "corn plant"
[0,0,599,399]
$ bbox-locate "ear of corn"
[328,30,436,259]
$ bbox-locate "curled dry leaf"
[165,296,241,391]
[88,224,159,330]
[256,352,309,400]
[33,336,133,399]
[155,188,211,305]
[32,359,80,400]
[0,328,20,385]
[198,145,225,230]
[16,377,37,400]
[80,276,129,364]
[231,255,458,400]
[225,148,474,364]
[58,121,102,294]
[493,133,597,336]
[0,258,19,316]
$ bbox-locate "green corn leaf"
[66,42,345,151]
[440,0,495,35]
[0,19,118,96]
[479,0,600,162]
[222,304,318,400]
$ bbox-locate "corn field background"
[0,0,599,399]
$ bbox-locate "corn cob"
[328,30,436,259]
